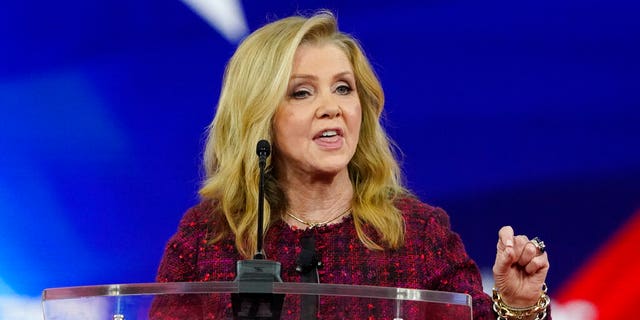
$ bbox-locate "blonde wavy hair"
[199,11,408,258]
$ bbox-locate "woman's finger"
[525,252,550,275]
[494,226,516,276]
[497,226,515,250]
[517,238,538,266]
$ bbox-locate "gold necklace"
[286,207,352,229]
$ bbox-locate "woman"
[153,11,550,319]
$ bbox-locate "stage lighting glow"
[0,295,42,320]
[181,0,248,43]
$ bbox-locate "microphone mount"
[232,139,283,320]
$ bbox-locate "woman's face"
[273,42,362,180]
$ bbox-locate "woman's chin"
[308,164,350,180]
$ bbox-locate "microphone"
[255,139,270,259]
[256,139,271,168]
[296,233,321,319]
[232,140,284,320]
[296,234,322,273]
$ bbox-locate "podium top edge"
[42,281,471,306]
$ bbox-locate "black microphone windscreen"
[256,140,271,158]
[300,233,316,251]
[296,234,319,274]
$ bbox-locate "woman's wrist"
[492,283,550,320]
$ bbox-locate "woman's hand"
[492,226,550,307]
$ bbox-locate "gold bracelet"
[492,283,550,320]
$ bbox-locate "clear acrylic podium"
[42,281,472,319]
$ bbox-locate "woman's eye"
[291,89,311,99]
[335,84,353,95]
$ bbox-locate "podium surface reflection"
[42,281,472,319]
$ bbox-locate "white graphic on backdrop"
[180,0,248,43]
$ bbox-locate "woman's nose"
[315,94,341,119]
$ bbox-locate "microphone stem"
[256,158,266,259]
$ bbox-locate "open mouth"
[321,129,338,138]
[314,128,343,139]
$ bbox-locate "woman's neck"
[280,170,353,228]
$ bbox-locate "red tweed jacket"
[152,196,547,319]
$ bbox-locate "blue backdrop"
[1,0,639,306]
